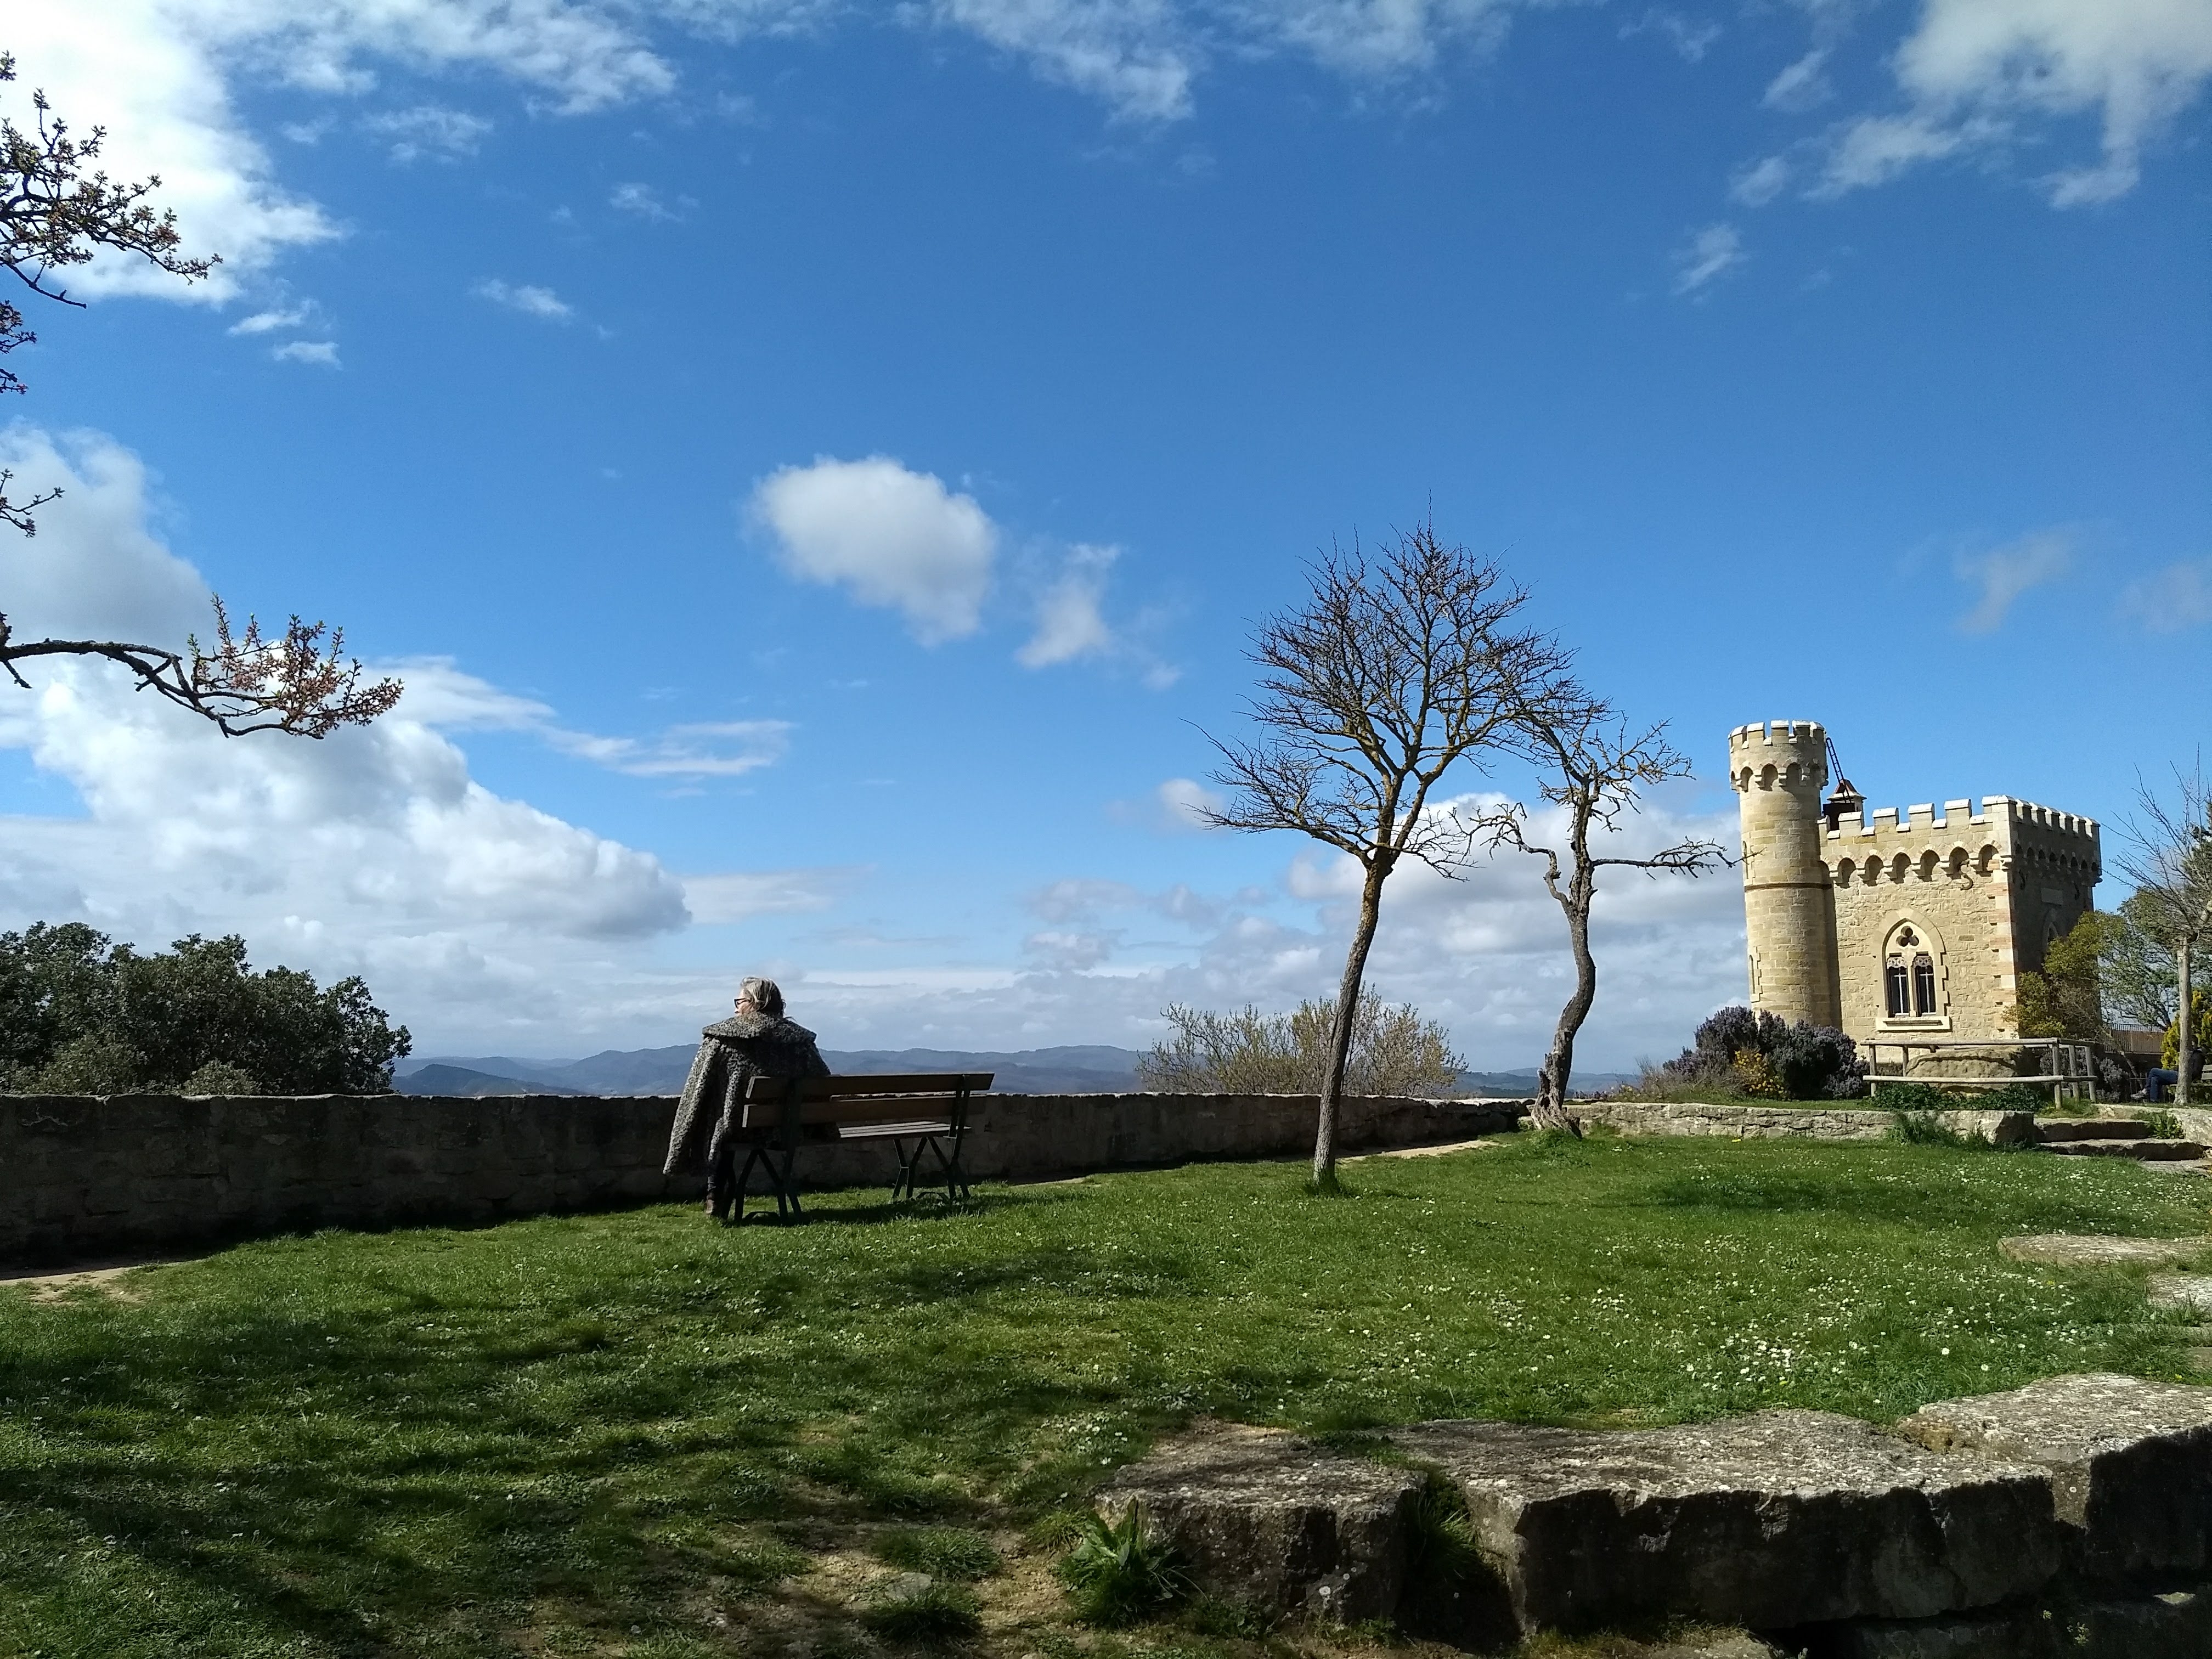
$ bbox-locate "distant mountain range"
[392,1045,1629,1099]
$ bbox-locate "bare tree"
[1496,705,1727,1131]
[0,53,397,735]
[1201,519,1571,1186]
[2115,763,2212,1104]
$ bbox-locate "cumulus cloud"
[750,456,998,644]
[228,306,313,335]
[1729,155,1791,207]
[272,340,341,366]
[2117,558,2212,635]
[1621,9,1722,64]
[1671,222,1744,295]
[474,279,574,320]
[1764,47,1832,111]
[1819,0,2212,206]
[1156,776,1226,830]
[364,103,493,162]
[1019,544,1120,668]
[609,180,681,219]
[1955,528,2073,634]
[0,426,714,1045]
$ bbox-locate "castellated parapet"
[1730,721,2101,1046]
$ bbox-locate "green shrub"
[1877,1080,2047,1116]
[2142,1109,2183,1140]
[1058,1505,1188,1626]
[873,1527,1002,1581]
[859,1581,983,1642]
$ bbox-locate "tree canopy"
[0,923,411,1095]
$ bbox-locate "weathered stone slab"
[1096,1421,1423,1624]
[2151,1274,2212,1314]
[1393,1410,2057,1635]
[1999,1234,2212,1268]
[1899,1373,2212,1584]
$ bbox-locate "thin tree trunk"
[1316,860,1388,1185]
[1532,882,1595,1133]
[2181,937,2195,1108]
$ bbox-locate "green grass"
[1,1136,2205,1658]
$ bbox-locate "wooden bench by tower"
[730,1072,992,1222]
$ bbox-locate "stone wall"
[0,1091,1519,1263]
[1569,1099,2037,1145]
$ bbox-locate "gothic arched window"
[1882,923,1948,1026]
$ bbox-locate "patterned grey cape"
[663,1012,832,1176]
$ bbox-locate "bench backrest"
[740,1072,992,1130]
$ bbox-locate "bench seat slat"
[741,1071,991,1102]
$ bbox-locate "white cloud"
[610,180,682,219]
[1671,222,1745,294]
[930,0,1197,120]
[386,658,793,779]
[2117,558,2212,635]
[3,2,670,302]
[474,279,574,320]
[272,340,341,366]
[228,306,312,335]
[1820,0,2212,206]
[1729,155,1791,207]
[749,456,998,644]
[0,427,708,1047]
[1156,776,1226,831]
[1764,46,1831,111]
[545,721,792,778]
[364,103,493,162]
[1955,528,2073,634]
[684,868,865,923]
[1621,9,1722,64]
[1019,543,1120,667]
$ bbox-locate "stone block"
[1393,1410,2058,1635]
[1097,1420,1426,1625]
[1899,1373,2212,1585]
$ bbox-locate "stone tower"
[1729,720,1840,1029]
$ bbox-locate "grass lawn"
[2,1133,2208,1659]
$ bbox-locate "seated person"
[663,977,831,1220]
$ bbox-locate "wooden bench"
[730,1072,992,1222]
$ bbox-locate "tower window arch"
[1882,922,1949,1026]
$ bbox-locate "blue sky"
[0,0,2206,1068]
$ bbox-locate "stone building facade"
[1728,720,2101,1046]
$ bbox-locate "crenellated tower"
[1729,720,1840,1029]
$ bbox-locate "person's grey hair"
[740,977,785,1018]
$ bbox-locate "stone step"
[1998,1234,2212,1267]
[2037,1119,2154,1142]
[2046,1138,2208,1160]
[1393,1410,2057,1638]
[1900,1373,2212,1587]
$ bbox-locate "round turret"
[1729,720,1839,1029]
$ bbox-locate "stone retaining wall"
[0,1090,1519,1263]
[1568,1099,2037,1145]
